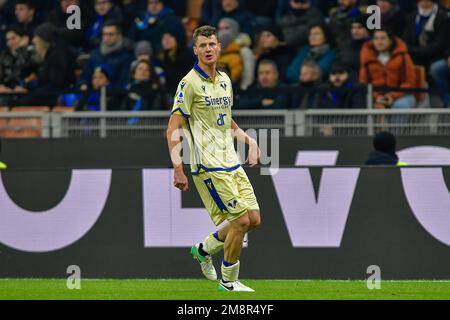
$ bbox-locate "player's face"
[194,35,221,66]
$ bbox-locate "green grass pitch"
[1,279,450,300]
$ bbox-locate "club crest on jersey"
[177,91,184,103]
[220,82,227,91]
[227,198,238,209]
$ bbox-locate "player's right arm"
[166,113,189,191]
[167,79,193,192]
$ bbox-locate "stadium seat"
[52,106,75,113]
[1,106,50,138]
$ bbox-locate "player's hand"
[174,167,189,191]
[246,140,261,168]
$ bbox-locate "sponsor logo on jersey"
[205,96,232,107]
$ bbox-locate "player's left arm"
[231,119,260,167]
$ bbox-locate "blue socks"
[222,260,235,267]
[213,231,224,242]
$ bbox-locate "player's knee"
[250,214,261,230]
[233,214,251,232]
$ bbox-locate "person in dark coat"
[18,22,76,106]
[81,20,134,90]
[338,14,372,77]
[156,26,194,98]
[13,0,41,40]
[209,0,255,38]
[253,24,294,83]
[313,62,367,109]
[377,0,407,37]
[46,0,95,51]
[76,64,123,111]
[235,59,289,109]
[402,0,449,68]
[123,59,165,112]
[365,131,401,165]
[328,0,363,51]
[128,0,184,53]
[290,61,323,109]
[277,0,324,48]
[0,26,33,100]
[86,0,124,51]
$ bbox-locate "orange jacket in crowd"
[359,37,417,100]
[217,41,243,83]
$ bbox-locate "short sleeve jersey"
[171,63,240,175]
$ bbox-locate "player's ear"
[193,45,198,57]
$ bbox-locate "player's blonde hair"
[193,25,218,46]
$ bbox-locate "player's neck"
[198,61,217,81]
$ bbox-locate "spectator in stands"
[86,0,123,51]
[128,0,184,53]
[286,23,337,83]
[235,59,288,109]
[209,0,255,38]
[328,0,363,50]
[0,26,32,100]
[243,0,278,29]
[216,24,243,85]
[277,0,324,48]
[430,41,450,107]
[76,65,123,111]
[14,0,40,39]
[131,40,166,87]
[156,27,194,97]
[338,14,371,77]
[119,0,147,34]
[378,0,407,36]
[313,62,366,108]
[201,0,221,26]
[360,29,417,109]
[253,24,293,83]
[218,18,255,90]
[123,60,165,112]
[82,20,134,90]
[365,131,401,165]
[47,0,95,50]
[290,61,323,109]
[18,22,76,106]
[403,0,449,68]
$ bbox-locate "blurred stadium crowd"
[0,0,448,112]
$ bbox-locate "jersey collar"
[193,62,222,82]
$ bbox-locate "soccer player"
[166,26,261,292]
